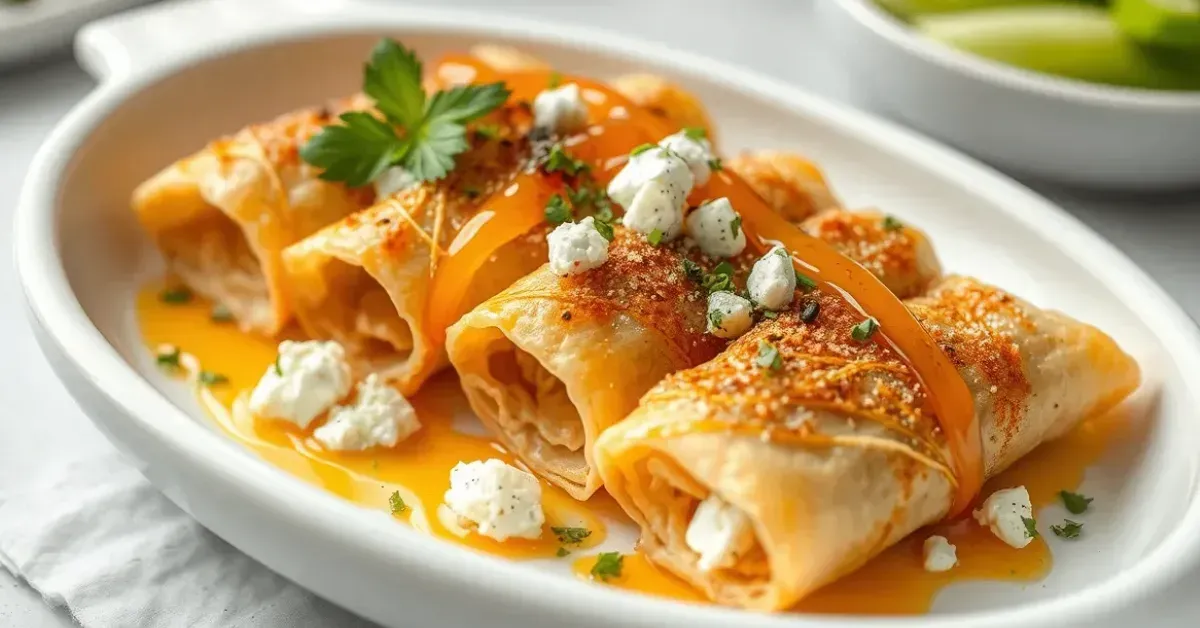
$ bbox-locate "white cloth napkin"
[0,450,377,628]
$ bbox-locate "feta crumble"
[547,216,610,276]
[685,494,756,572]
[532,83,589,134]
[313,374,420,450]
[973,486,1035,549]
[444,459,545,542]
[685,197,746,258]
[659,130,716,186]
[607,147,694,242]
[374,166,417,199]
[706,291,753,339]
[923,535,958,572]
[248,340,352,428]
[747,246,797,311]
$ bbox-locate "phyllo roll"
[132,98,375,335]
[594,275,1140,610]
[445,206,942,499]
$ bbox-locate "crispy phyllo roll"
[594,276,1140,610]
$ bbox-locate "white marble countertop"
[0,1,1196,625]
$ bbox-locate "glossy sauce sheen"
[137,284,605,559]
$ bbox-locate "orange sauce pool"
[137,282,606,560]
[140,279,1136,613]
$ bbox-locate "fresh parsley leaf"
[683,126,707,141]
[1050,519,1082,539]
[556,547,570,557]
[388,491,407,514]
[647,229,664,246]
[730,216,742,238]
[543,143,589,176]
[707,157,723,172]
[364,39,426,128]
[630,143,655,157]
[800,300,820,323]
[1022,516,1039,539]
[882,215,904,232]
[851,317,879,342]
[544,194,573,224]
[593,218,614,242]
[591,552,624,581]
[708,308,725,329]
[210,303,234,322]
[552,526,592,544]
[756,341,783,372]
[703,261,736,294]
[682,259,705,284]
[273,356,283,377]
[795,271,817,292]
[198,371,228,387]
[156,346,181,370]
[160,286,193,304]
[1059,490,1093,515]
[301,112,404,187]
[593,202,614,224]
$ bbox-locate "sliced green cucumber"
[1113,0,1200,48]
[916,5,1200,90]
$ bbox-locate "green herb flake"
[795,271,817,292]
[389,491,407,514]
[683,126,707,141]
[682,259,705,284]
[198,371,228,387]
[755,341,783,372]
[1050,519,1083,539]
[761,310,779,320]
[159,286,193,304]
[473,123,501,140]
[548,71,563,88]
[630,143,656,157]
[850,317,879,342]
[556,547,570,557]
[544,194,573,224]
[882,215,904,232]
[707,157,723,172]
[702,261,736,294]
[1059,490,1094,515]
[593,203,614,224]
[647,229,664,246]
[730,216,742,238]
[210,303,234,323]
[299,38,511,185]
[592,218,615,242]
[800,300,820,323]
[590,552,624,581]
[544,143,589,176]
[552,526,592,544]
[708,308,725,329]
[155,346,182,370]
[1022,516,1039,539]
[273,356,283,377]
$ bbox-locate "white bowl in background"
[13,0,1200,626]
[821,0,1200,190]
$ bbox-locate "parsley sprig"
[300,39,511,186]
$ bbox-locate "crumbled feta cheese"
[313,374,420,450]
[248,340,352,428]
[973,486,1035,549]
[923,535,958,572]
[707,291,753,339]
[659,130,716,186]
[374,166,417,199]
[685,197,746,258]
[547,216,609,276]
[685,494,756,572]
[747,246,797,311]
[608,147,693,242]
[532,83,589,134]
[444,459,545,542]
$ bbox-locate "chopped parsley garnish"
[556,547,570,557]
[299,38,510,185]
[795,271,817,292]
[761,310,779,320]
[591,552,624,581]
[593,218,615,242]
[1050,519,1082,539]
[647,229,664,246]
[630,143,655,157]
[544,194,573,224]
[593,203,614,224]
[197,371,228,387]
[882,215,904,232]
[800,300,820,323]
[155,346,181,370]
[210,303,234,323]
[1059,490,1093,515]
[389,491,407,514]
[548,71,563,88]
[159,286,193,304]
[850,317,879,342]
[273,356,283,376]
[472,123,501,140]
[703,261,736,294]
[729,216,742,238]
[755,341,783,372]
[544,143,589,176]
[1022,516,1039,539]
[708,308,724,329]
[552,526,592,544]
[682,259,705,284]
[683,126,707,141]
[707,157,723,172]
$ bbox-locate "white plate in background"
[0,0,153,66]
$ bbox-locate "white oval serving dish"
[14,0,1200,626]
[821,0,1200,190]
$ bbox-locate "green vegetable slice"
[1113,0,1200,49]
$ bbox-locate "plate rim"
[15,6,1200,627]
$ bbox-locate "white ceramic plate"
[0,0,152,66]
[14,1,1200,626]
